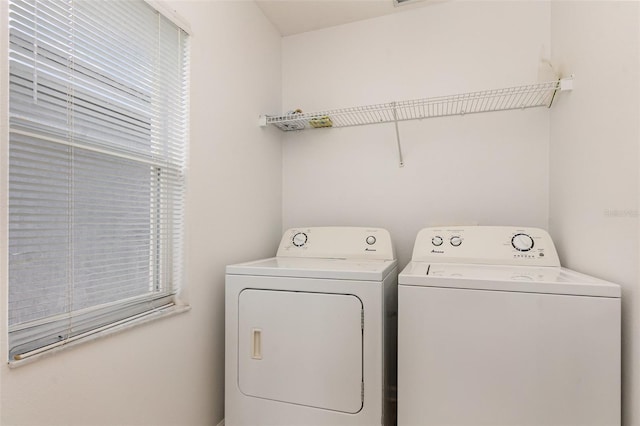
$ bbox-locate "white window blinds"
[8,0,189,361]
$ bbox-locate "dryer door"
[238,289,363,413]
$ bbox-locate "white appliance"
[398,226,621,426]
[225,227,398,426]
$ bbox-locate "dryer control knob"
[366,236,376,245]
[432,236,443,246]
[450,236,462,247]
[512,233,534,252]
[292,232,308,247]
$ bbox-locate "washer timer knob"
[512,233,534,252]
[292,232,308,247]
[432,236,443,246]
[366,236,377,245]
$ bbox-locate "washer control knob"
[512,233,534,252]
[292,232,308,247]
[450,236,462,247]
[432,236,443,246]
[366,236,376,245]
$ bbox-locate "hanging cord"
[65,0,76,346]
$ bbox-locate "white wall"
[549,2,640,425]
[282,1,552,267]
[0,1,282,425]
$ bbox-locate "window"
[7,0,189,361]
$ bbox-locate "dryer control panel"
[411,226,560,266]
[277,227,395,261]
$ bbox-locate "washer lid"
[226,257,397,281]
[399,262,620,297]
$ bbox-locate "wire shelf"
[262,78,572,132]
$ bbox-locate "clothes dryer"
[226,227,398,426]
[398,226,620,426]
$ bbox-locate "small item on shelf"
[281,122,305,131]
[309,115,333,128]
[280,108,305,130]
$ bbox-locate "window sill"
[8,302,191,368]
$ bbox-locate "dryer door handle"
[251,328,263,360]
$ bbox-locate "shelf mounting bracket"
[391,102,404,168]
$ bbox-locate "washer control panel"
[277,227,395,261]
[412,226,560,266]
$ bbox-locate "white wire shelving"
[259,77,574,166]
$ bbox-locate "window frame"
[4,0,191,366]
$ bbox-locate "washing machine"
[398,226,620,426]
[225,227,398,426]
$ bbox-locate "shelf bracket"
[391,102,405,168]
[548,75,575,108]
[559,75,574,91]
